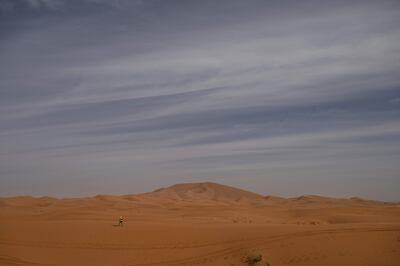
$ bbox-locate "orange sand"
[1,182,399,265]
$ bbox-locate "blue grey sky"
[1,0,400,200]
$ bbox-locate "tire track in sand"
[0,226,397,251]
[0,226,398,266]
[126,226,400,266]
[0,254,60,266]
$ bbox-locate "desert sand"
[1,182,399,266]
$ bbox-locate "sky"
[0,0,400,200]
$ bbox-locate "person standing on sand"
[119,216,124,226]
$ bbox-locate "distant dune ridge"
[1,182,398,223]
[140,182,266,204]
[0,182,396,207]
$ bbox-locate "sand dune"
[1,182,399,265]
[137,182,267,205]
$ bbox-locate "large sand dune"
[1,182,399,265]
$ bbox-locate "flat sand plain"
[1,182,399,266]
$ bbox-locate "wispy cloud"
[0,0,399,199]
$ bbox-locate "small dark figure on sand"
[119,216,124,226]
